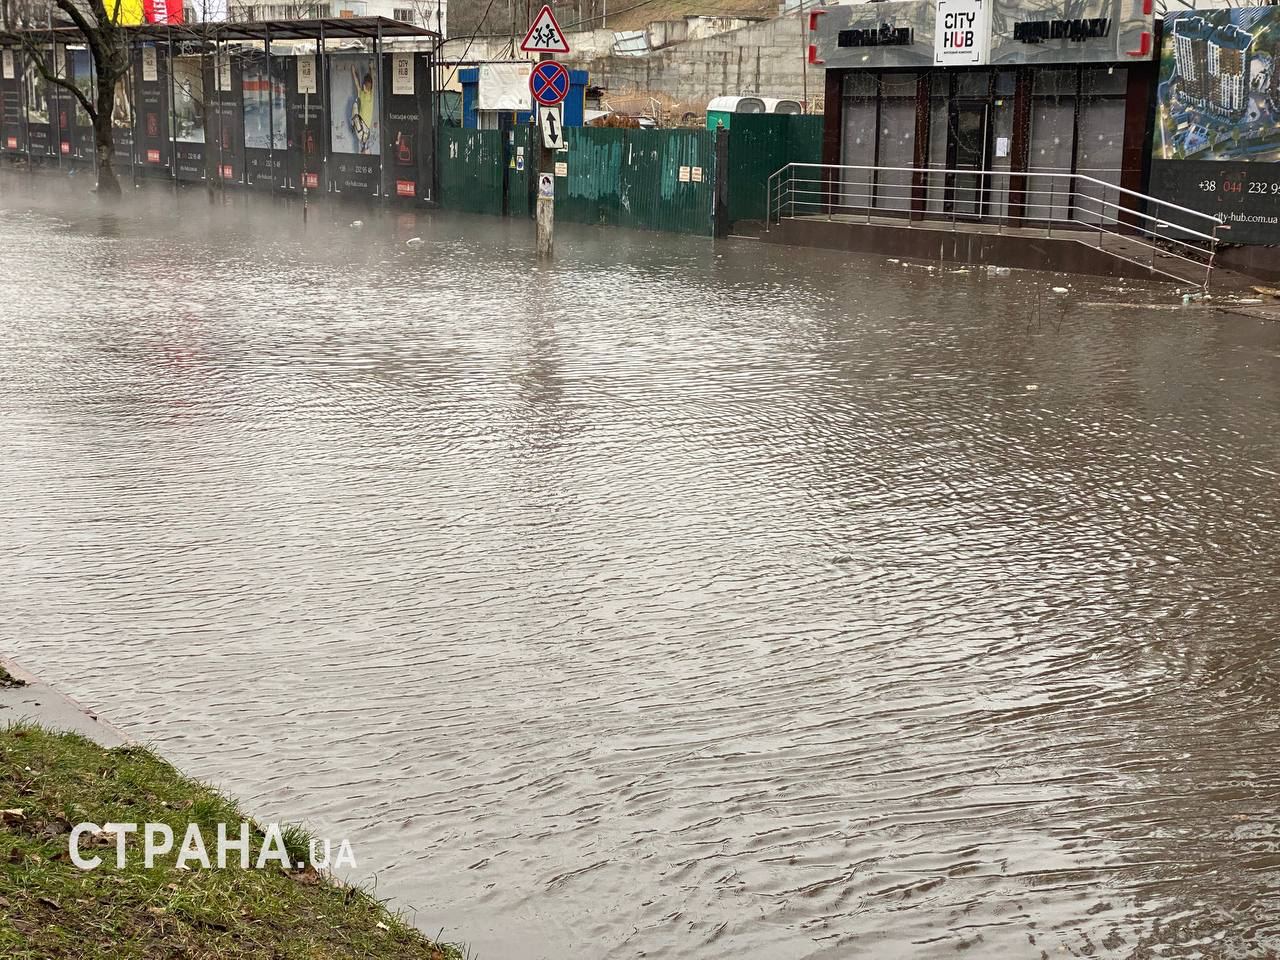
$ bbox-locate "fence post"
[714,126,730,238]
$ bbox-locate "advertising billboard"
[173,54,206,181]
[205,52,244,185]
[68,48,96,160]
[383,52,434,203]
[1149,7,1280,243]
[23,49,51,156]
[329,53,380,195]
[243,53,288,189]
[134,43,171,176]
[288,55,326,194]
[0,50,22,154]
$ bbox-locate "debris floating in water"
[406,237,424,246]
[1051,286,1069,294]
[350,220,364,229]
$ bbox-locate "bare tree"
[3,0,134,197]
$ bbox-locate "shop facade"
[811,0,1158,225]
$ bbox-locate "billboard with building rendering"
[1150,8,1280,243]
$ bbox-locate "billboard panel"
[382,52,434,203]
[173,54,205,180]
[67,47,95,160]
[329,53,380,195]
[0,53,22,154]
[288,55,325,193]
[1150,8,1280,243]
[243,54,288,189]
[134,43,171,176]
[112,60,136,168]
[23,49,51,157]
[205,53,244,185]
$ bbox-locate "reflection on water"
[2,179,1279,960]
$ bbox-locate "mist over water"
[2,176,1279,959]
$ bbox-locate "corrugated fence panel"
[506,125,536,220]
[726,114,823,223]
[556,127,716,235]
[437,125,505,216]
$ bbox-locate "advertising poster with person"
[173,56,205,144]
[22,52,51,155]
[172,55,205,180]
[329,54,379,155]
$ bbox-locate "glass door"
[945,100,991,218]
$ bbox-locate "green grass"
[0,723,467,960]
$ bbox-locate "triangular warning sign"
[520,5,570,54]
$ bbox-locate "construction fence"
[434,115,823,236]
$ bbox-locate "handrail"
[764,161,1225,292]
[778,161,1222,232]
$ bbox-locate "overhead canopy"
[0,16,438,45]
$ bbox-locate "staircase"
[764,163,1227,291]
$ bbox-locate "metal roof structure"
[0,16,438,46]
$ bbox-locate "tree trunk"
[93,70,120,199]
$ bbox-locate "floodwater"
[2,176,1279,960]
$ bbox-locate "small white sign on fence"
[297,56,317,95]
[392,53,414,96]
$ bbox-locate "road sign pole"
[523,5,568,260]
[536,50,554,260]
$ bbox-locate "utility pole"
[799,0,807,113]
[524,3,568,260]
[536,47,554,260]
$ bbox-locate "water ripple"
[2,181,1279,959]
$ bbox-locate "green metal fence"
[506,125,536,221]
[437,126,505,217]
[555,127,717,236]
[724,114,823,224]
[436,120,809,235]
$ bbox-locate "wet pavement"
[2,177,1279,959]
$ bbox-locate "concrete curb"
[0,657,129,749]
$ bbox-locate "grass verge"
[0,723,465,960]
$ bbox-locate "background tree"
[2,0,133,197]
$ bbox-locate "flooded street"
[2,180,1279,959]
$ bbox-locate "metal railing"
[766,162,1228,291]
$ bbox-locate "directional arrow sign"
[521,4,570,54]
[539,104,564,150]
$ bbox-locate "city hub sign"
[935,0,992,65]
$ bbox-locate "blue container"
[458,66,588,129]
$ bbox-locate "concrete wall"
[647,16,761,48]
[438,14,822,119]
[580,15,821,117]
[437,28,615,63]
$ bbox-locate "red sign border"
[520,4,570,54]
[529,60,570,107]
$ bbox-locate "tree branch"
[15,36,96,120]
[51,0,99,53]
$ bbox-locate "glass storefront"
[839,65,1130,226]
